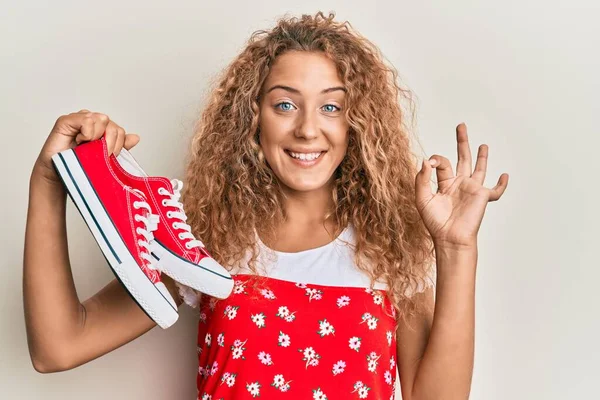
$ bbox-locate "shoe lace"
[158,179,205,250]
[131,189,161,270]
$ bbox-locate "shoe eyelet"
[166,211,172,218]
[133,202,140,209]
[161,199,167,206]
[185,242,191,249]
[134,215,141,222]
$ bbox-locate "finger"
[77,109,91,114]
[471,144,488,184]
[104,121,119,156]
[113,127,126,156]
[415,158,435,204]
[430,155,454,186]
[456,123,472,176]
[92,113,110,141]
[75,114,96,144]
[123,134,140,150]
[488,173,509,202]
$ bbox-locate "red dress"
[177,226,433,399]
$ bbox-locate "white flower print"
[233,279,247,294]
[349,336,362,352]
[332,360,346,375]
[365,287,374,294]
[386,331,392,346]
[217,332,225,347]
[277,306,290,318]
[367,359,377,372]
[277,306,296,322]
[361,313,379,330]
[199,312,207,324]
[373,293,384,305]
[198,365,207,378]
[278,331,291,347]
[273,374,285,387]
[251,312,266,328]
[209,361,219,376]
[305,287,323,302]
[337,295,351,308]
[201,393,211,400]
[304,347,316,359]
[313,388,328,400]
[318,319,335,337]
[246,381,261,397]
[271,374,292,392]
[384,370,393,385]
[225,374,236,387]
[220,372,237,387]
[352,381,371,398]
[260,288,276,300]
[367,352,380,373]
[299,346,321,368]
[389,356,396,370]
[295,282,307,289]
[208,297,218,311]
[358,386,370,398]
[367,318,378,330]
[224,305,239,320]
[197,345,202,355]
[258,351,274,366]
[204,333,212,347]
[231,339,247,360]
[220,372,230,384]
[284,314,296,322]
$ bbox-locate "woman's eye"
[322,104,340,113]
[275,102,296,111]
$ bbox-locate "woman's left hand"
[415,123,509,249]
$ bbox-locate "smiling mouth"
[284,150,326,161]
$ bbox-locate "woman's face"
[258,51,349,193]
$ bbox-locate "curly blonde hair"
[182,11,436,327]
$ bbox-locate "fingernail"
[429,159,437,166]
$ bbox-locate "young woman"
[24,12,508,400]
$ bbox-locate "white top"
[176,224,435,308]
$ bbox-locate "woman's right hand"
[34,109,140,184]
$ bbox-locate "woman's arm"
[396,244,477,400]
[24,112,181,373]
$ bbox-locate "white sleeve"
[174,281,202,308]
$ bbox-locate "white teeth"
[288,151,322,161]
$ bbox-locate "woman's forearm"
[411,243,478,400]
[23,163,85,369]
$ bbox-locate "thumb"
[123,134,140,150]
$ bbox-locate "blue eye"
[275,102,295,111]
[322,104,340,113]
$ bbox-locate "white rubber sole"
[51,149,179,329]
[150,240,234,299]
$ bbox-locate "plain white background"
[2,1,599,399]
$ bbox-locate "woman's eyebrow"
[266,85,347,94]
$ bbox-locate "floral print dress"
[176,225,433,400]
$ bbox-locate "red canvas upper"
[105,140,210,264]
[73,138,161,284]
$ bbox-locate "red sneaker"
[51,140,179,329]
[109,139,234,300]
